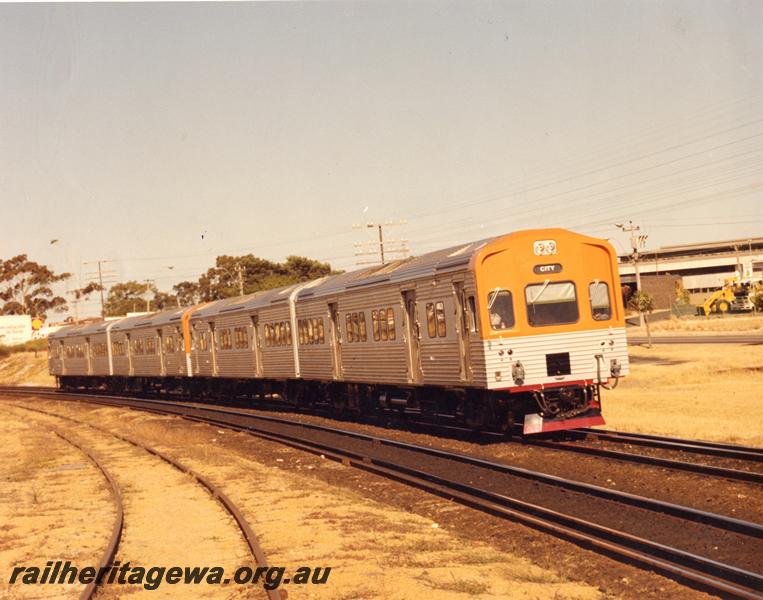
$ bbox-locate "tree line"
[0,254,336,319]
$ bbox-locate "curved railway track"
[39,424,124,600]
[4,388,763,599]
[11,400,282,600]
[6,386,762,484]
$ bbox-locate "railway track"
[10,400,282,600]
[40,424,124,600]
[8,385,761,484]
[4,388,763,599]
[575,427,763,461]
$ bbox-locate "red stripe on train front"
[497,379,595,393]
[523,413,605,435]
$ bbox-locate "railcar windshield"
[589,280,612,321]
[487,289,515,330]
[525,281,579,326]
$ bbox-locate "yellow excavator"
[696,277,761,316]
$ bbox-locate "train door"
[209,322,219,376]
[126,334,134,376]
[401,290,423,383]
[85,337,92,375]
[157,329,166,376]
[453,282,473,382]
[57,340,66,375]
[328,302,343,379]
[191,324,200,374]
[251,315,263,377]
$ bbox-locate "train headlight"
[512,361,525,385]
[610,358,621,377]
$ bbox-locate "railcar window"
[264,325,271,347]
[488,290,515,330]
[425,303,436,338]
[589,281,612,321]
[371,310,380,341]
[387,308,396,341]
[317,318,325,344]
[165,336,175,354]
[234,327,248,349]
[299,320,306,345]
[146,337,156,355]
[435,301,447,337]
[352,313,361,343]
[345,314,354,343]
[285,322,292,345]
[525,281,579,326]
[133,339,144,354]
[379,308,388,341]
[359,312,367,342]
[199,331,209,352]
[467,296,479,333]
[306,319,314,344]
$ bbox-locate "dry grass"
[0,351,55,386]
[630,314,763,335]
[605,343,763,445]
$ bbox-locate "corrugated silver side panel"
[160,324,186,376]
[88,331,110,376]
[258,305,296,378]
[294,299,334,381]
[129,327,163,377]
[110,331,131,376]
[415,279,461,386]
[208,312,256,379]
[191,320,214,377]
[332,287,408,385]
[480,327,630,389]
[60,336,90,376]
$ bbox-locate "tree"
[0,255,71,318]
[196,254,336,301]
[173,281,201,307]
[629,290,655,347]
[753,292,763,313]
[152,290,179,311]
[104,281,156,316]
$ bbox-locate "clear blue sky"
[1,1,761,318]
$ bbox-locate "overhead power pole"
[144,279,155,312]
[616,221,648,326]
[353,221,409,266]
[82,259,116,318]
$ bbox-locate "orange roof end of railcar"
[470,228,624,338]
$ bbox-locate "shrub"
[0,338,48,359]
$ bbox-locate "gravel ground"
[8,397,727,600]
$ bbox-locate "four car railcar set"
[48,228,629,434]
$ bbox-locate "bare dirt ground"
[2,396,702,600]
[607,343,763,445]
[0,411,114,599]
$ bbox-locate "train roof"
[110,307,189,331]
[189,283,302,320]
[298,237,492,299]
[188,237,493,318]
[48,322,91,339]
